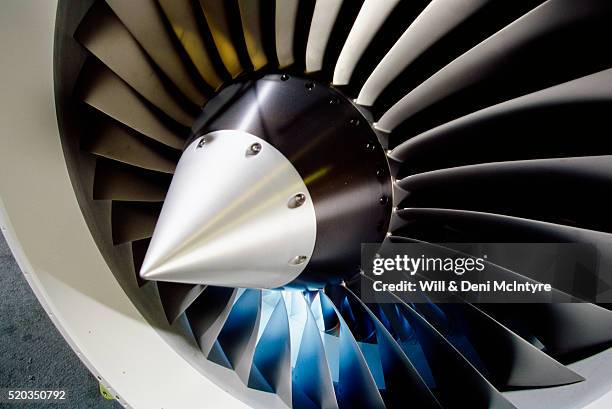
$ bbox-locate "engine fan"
[3,0,612,408]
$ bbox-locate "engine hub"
[141,73,392,289]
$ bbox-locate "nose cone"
[140,130,317,288]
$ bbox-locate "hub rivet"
[366,142,376,151]
[376,168,386,178]
[350,118,360,126]
[379,195,389,205]
[197,137,207,148]
[249,142,262,155]
[329,96,340,105]
[305,82,314,91]
[280,73,290,81]
[290,255,308,265]
[288,193,306,208]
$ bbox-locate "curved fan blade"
[480,303,612,360]
[292,292,338,409]
[397,156,612,233]
[78,59,187,150]
[320,291,387,409]
[305,0,344,73]
[275,0,300,68]
[131,238,151,287]
[332,0,400,86]
[216,289,262,383]
[93,159,171,202]
[328,286,442,409]
[250,295,292,406]
[157,281,206,324]
[238,0,268,70]
[82,113,179,174]
[105,0,208,106]
[111,201,162,244]
[376,0,612,132]
[158,0,225,90]
[390,68,612,168]
[187,286,238,356]
[413,301,584,388]
[198,0,244,78]
[363,279,517,409]
[76,2,196,126]
[357,0,490,105]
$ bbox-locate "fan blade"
[238,0,268,70]
[292,292,338,409]
[332,0,400,85]
[93,159,171,202]
[250,296,292,406]
[82,113,179,174]
[215,289,262,383]
[187,286,238,356]
[390,68,612,168]
[275,0,300,68]
[397,156,612,233]
[367,282,517,409]
[78,59,187,150]
[198,0,244,78]
[395,208,612,301]
[131,238,151,287]
[111,201,162,244]
[105,0,208,106]
[320,292,387,409]
[414,301,584,388]
[158,0,225,90]
[75,2,196,126]
[481,303,612,360]
[157,281,206,324]
[305,0,344,73]
[376,0,612,132]
[357,0,489,104]
[328,286,442,409]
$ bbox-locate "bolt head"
[290,255,308,265]
[288,193,306,208]
[305,82,314,91]
[280,73,290,81]
[250,142,262,154]
[197,137,207,148]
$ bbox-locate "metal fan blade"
[131,238,151,287]
[376,0,612,132]
[320,292,387,409]
[328,286,442,409]
[275,0,300,68]
[157,281,206,324]
[357,0,490,105]
[138,131,316,288]
[480,303,612,359]
[187,286,238,356]
[158,0,225,90]
[216,289,262,383]
[250,295,292,406]
[305,0,344,73]
[292,292,338,409]
[238,0,268,70]
[75,1,196,126]
[111,201,162,244]
[106,0,208,106]
[414,301,584,388]
[93,160,171,202]
[396,156,612,233]
[366,283,517,409]
[198,0,244,78]
[78,59,187,150]
[82,113,179,174]
[332,0,400,86]
[390,67,612,166]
